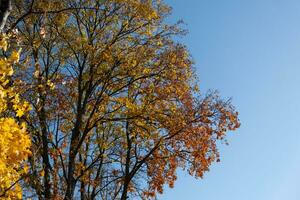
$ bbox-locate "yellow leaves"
[33,70,39,78]
[2,1,240,198]
[0,118,31,199]
[0,48,21,81]
[23,165,29,174]
[142,67,151,74]
[100,48,114,64]
[10,49,21,63]
[0,34,31,199]
[13,101,31,117]
[131,59,137,67]
[16,109,25,118]
[114,0,159,21]
[46,80,56,90]
[136,1,159,20]
[0,59,13,77]
[54,13,69,25]
[40,170,45,177]
[156,40,163,47]
[0,34,8,51]
[114,97,142,116]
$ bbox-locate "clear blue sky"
[160,0,300,199]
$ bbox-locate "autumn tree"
[4,0,240,199]
[0,1,31,198]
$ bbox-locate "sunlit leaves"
[6,0,240,199]
[0,35,31,199]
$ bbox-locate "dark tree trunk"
[120,121,132,200]
[0,0,12,31]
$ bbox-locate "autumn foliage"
[0,0,239,199]
[0,34,31,199]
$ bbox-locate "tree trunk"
[120,121,131,200]
[0,0,12,31]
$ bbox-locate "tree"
[0,23,31,200]
[4,0,240,199]
[0,0,12,31]
[0,1,31,199]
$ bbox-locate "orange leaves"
[139,91,240,198]
[5,0,240,199]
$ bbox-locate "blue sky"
[160,0,300,199]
